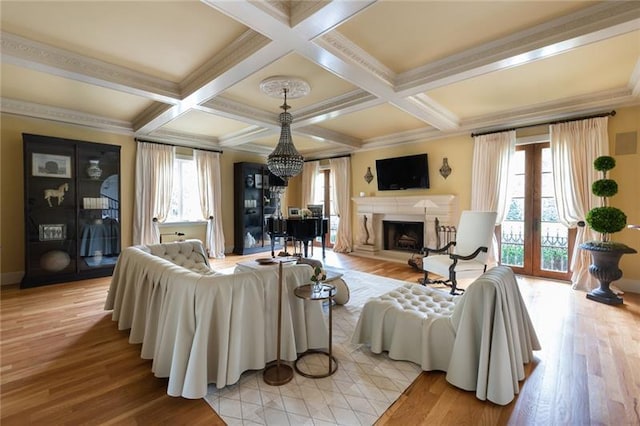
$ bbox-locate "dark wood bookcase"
[233,162,285,255]
[22,133,121,288]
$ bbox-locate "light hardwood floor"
[1,250,639,425]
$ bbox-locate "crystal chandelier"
[267,88,303,183]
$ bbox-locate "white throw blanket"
[352,266,540,405]
[446,266,541,405]
[104,247,328,398]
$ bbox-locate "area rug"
[204,268,422,425]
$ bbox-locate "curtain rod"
[470,110,616,138]
[304,153,351,162]
[134,137,223,154]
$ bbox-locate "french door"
[500,143,575,280]
[314,169,336,248]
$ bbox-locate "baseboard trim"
[2,271,23,286]
[613,277,640,294]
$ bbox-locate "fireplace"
[351,194,458,261]
[383,221,424,252]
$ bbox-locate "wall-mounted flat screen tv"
[375,154,429,190]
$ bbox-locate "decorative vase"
[245,232,256,248]
[87,160,102,180]
[312,281,323,293]
[580,242,637,305]
[40,250,71,272]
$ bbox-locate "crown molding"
[391,95,459,131]
[395,2,640,96]
[296,124,362,149]
[461,88,639,134]
[316,30,395,87]
[200,97,277,130]
[180,29,270,97]
[226,143,273,156]
[1,97,132,134]
[630,59,640,97]
[145,129,221,149]
[360,126,450,151]
[292,90,379,127]
[218,126,275,147]
[132,102,173,134]
[290,0,329,28]
[1,32,180,104]
[249,1,290,25]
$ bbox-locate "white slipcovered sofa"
[104,240,327,398]
[352,265,541,405]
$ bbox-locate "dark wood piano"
[266,217,328,258]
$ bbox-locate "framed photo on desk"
[307,204,323,218]
[288,207,301,218]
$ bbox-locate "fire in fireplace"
[383,221,424,252]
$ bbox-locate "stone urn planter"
[580,155,636,305]
[579,241,636,305]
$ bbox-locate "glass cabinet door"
[24,141,78,281]
[77,146,120,271]
[242,165,264,249]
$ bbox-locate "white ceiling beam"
[394,2,640,96]
[134,39,296,134]
[198,97,278,130]
[286,90,379,127]
[295,124,362,149]
[219,127,276,148]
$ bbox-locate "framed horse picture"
[32,153,72,178]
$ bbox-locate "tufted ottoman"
[352,283,459,369]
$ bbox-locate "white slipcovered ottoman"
[352,283,459,371]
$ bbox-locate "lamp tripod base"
[263,361,294,386]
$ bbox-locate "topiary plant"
[585,155,627,242]
[581,155,636,305]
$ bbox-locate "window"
[166,157,203,222]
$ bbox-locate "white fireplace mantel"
[351,194,459,260]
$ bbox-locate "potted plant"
[580,155,636,305]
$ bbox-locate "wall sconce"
[364,166,374,184]
[439,157,452,179]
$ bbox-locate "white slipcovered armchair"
[352,265,541,405]
[422,210,497,294]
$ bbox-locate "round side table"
[293,283,338,378]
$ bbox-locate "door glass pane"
[540,147,569,272]
[502,151,525,267]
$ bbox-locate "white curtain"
[550,117,609,291]
[330,157,352,252]
[301,161,319,208]
[195,150,226,258]
[471,130,516,265]
[133,142,175,245]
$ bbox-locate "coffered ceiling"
[2,1,639,158]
